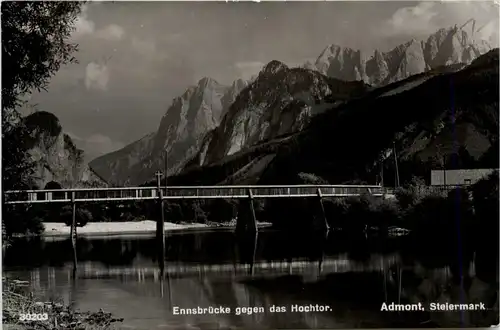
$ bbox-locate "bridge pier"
[235,189,258,234]
[155,171,166,264]
[316,188,329,232]
[70,192,77,271]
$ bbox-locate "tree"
[1,2,84,190]
[1,2,83,112]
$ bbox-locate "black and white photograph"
[1,1,499,329]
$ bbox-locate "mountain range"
[88,23,496,186]
[167,48,498,187]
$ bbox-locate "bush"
[394,177,427,209]
[261,198,313,229]
[207,199,238,223]
[2,204,45,237]
[471,171,499,242]
[368,198,401,230]
[165,202,183,223]
[60,206,92,227]
[332,194,372,233]
[323,198,349,228]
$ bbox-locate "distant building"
[431,168,497,186]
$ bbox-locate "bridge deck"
[4,185,386,204]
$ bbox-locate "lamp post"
[379,154,384,187]
[443,155,447,186]
[164,149,168,186]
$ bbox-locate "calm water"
[3,229,498,329]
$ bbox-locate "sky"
[23,0,500,162]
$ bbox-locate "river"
[3,228,498,329]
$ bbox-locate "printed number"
[19,313,48,321]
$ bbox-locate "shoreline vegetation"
[2,278,123,330]
[2,171,498,245]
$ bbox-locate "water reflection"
[3,229,498,329]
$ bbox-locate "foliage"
[366,197,402,230]
[164,202,184,223]
[2,1,84,195]
[323,198,349,228]
[260,198,313,229]
[206,199,238,222]
[2,205,45,237]
[471,171,499,236]
[297,172,329,184]
[61,206,93,227]
[394,176,428,210]
[23,111,63,149]
[402,185,475,242]
[1,2,83,111]
[3,278,123,329]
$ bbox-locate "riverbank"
[3,278,123,329]
[41,220,273,239]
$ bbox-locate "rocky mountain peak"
[310,23,491,86]
[231,78,248,91]
[262,60,288,75]
[317,44,344,58]
[197,76,220,89]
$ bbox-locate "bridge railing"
[3,185,386,204]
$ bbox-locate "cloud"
[84,62,110,91]
[234,61,264,80]
[475,17,500,46]
[130,37,169,62]
[380,1,499,45]
[384,2,439,36]
[131,37,157,55]
[96,24,125,40]
[73,5,95,37]
[72,4,125,41]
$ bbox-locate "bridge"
[3,184,386,204]
[3,183,388,260]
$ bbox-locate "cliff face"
[21,111,107,189]
[194,61,368,167]
[90,77,241,186]
[314,26,491,85]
